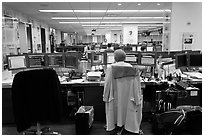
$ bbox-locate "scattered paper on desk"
[87,71,103,77]
[69,79,84,83]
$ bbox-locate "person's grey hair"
[114,49,126,62]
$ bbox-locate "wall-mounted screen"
[27,54,46,68]
[7,55,27,70]
[47,53,64,67]
[188,53,202,68]
[64,52,78,69]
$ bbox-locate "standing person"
[105,43,114,52]
[60,40,66,47]
[103,49,143,134]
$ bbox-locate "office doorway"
[41,27,46,53]
[26,24,33,53]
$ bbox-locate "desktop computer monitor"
[106,52,115,64]
[188,53,202,68]
[146,46,154,52]
[7,55,27,70]
[91,52,104,66]
[139,52,155,66]
[175,53,188,69]
[125,53,138,65]
[47,53,64,67]
[27,54,46,68]
[64,52,79,69]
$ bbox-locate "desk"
[2,77,202,124]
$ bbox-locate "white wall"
[123,24,138,45]
[170,2,202,51]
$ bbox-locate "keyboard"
[176,81,189,89]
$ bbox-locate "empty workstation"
[2,2,202,135]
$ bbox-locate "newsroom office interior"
[2,1,202,132]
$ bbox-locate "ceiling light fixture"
[137,3,141,6]
[59,21,121,24]
[157,3,161,6]
[39,10,73,12]
[118,3,122,6]
[39,9,171,13]
[82,25,122,27]
[53,16,167,20]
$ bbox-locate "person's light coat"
[103,62,143,133]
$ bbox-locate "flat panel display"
[92,53,104,65]
[47,53,64,67]
[64,52,78,69]
[27,54,46,68]
[146,46,154,52]
[189,53,202,67]
[141,56,155,65]
[7,55,27,70]
[125,53,138,64]
[175,53,188,69]
[107,52,114,64]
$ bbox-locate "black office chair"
[11,68,62,135]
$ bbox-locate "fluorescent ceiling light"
[39,10,73,12]
[107,10,171,12]
[39,9,171,13]
[59,21,168,24]
[52,17,168,20]
[59,22,121,24]
[52,17,103,20]
[82,25,122,27]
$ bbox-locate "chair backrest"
[12,68,61,132]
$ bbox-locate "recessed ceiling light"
[137,3,141,6]
[157,3,160,6]
[118,3,122,6]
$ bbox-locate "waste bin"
[75,106,94,134]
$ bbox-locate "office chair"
[11,68,62,135]
[103,66,143,134]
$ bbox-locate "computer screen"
[188,53,202,67]
[137,46,141,52]
[107,52,115,64]
[92,53,104,65]
[125,54,138,64]
[64,52,78,69]
[139,52,155,66]
[7,55,27,70]
[47,53,64,67]
[175,53,188,69]
[146,46,154,52]
[27,54,46,68]
[141,56,155,65]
